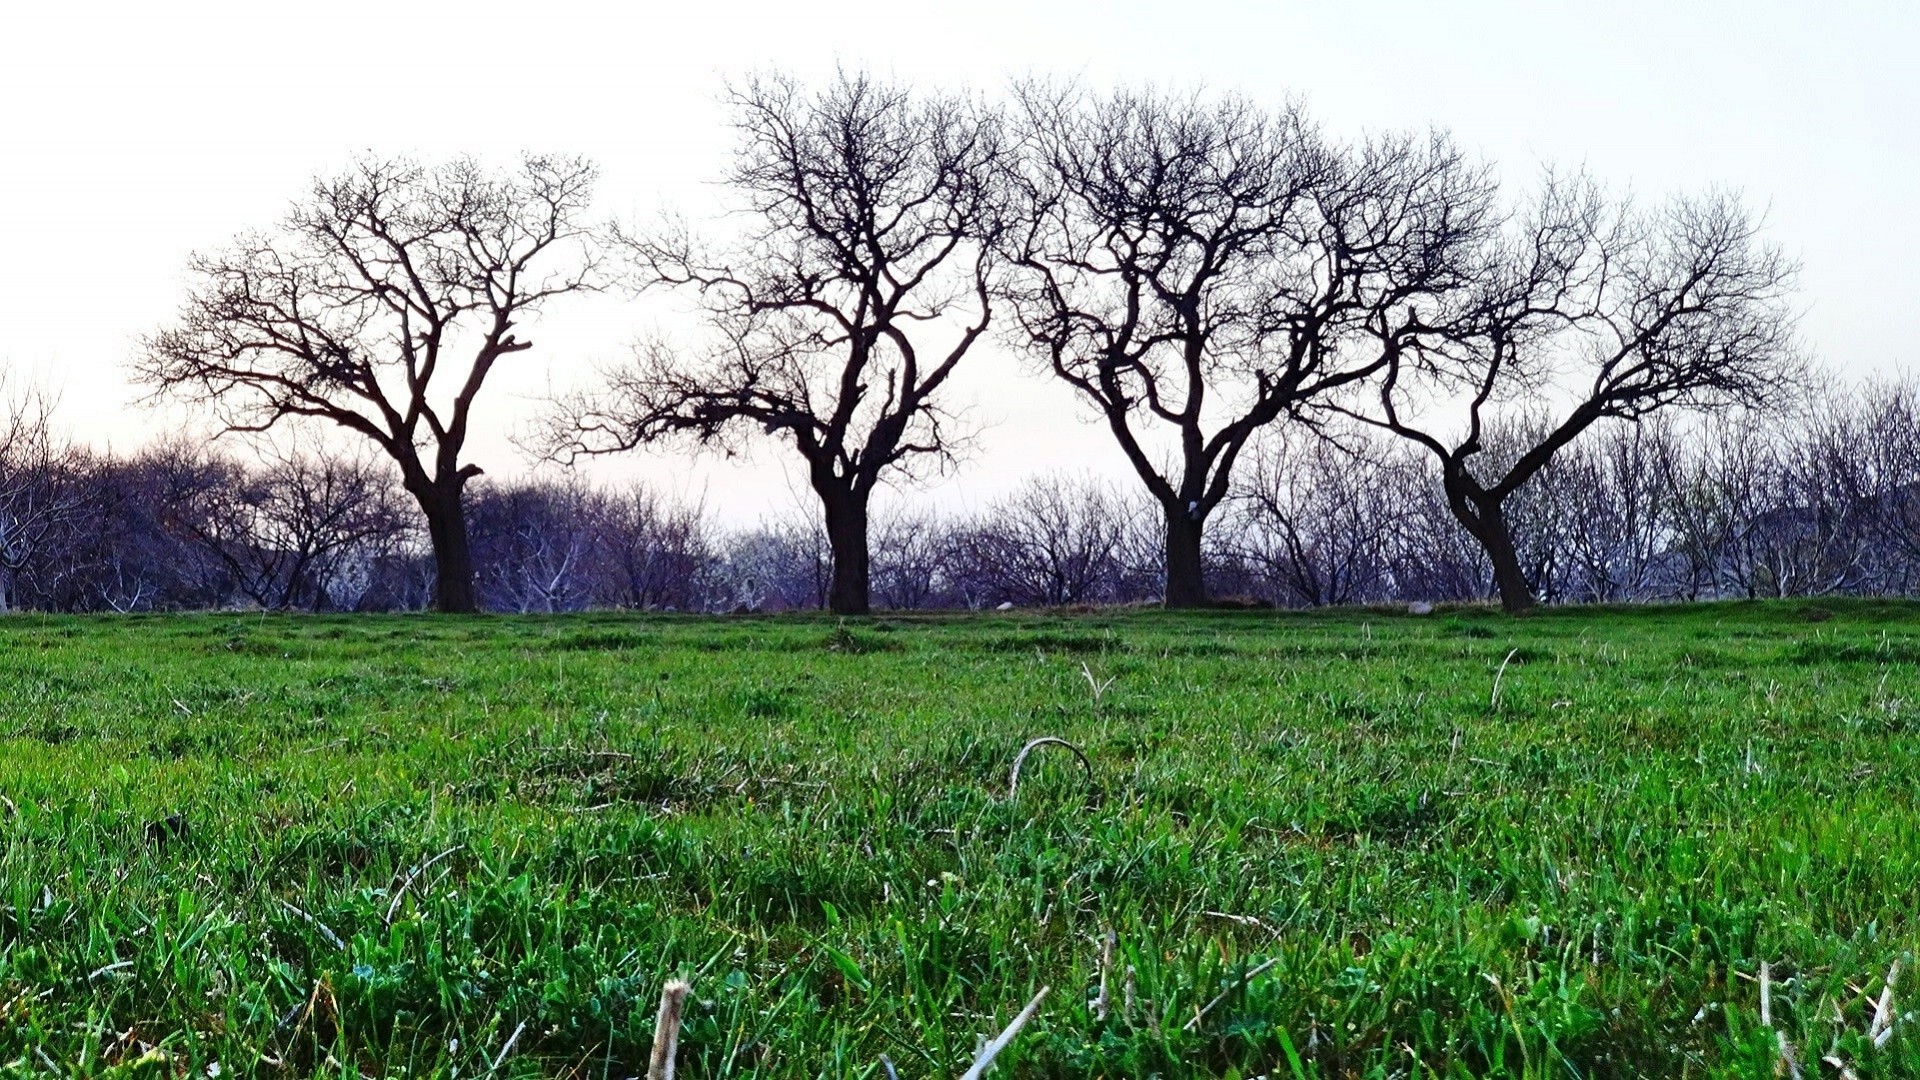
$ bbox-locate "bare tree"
[593,485,715,611]
[1549,420,1683,602]
[154,440,408,610]
[1001,85,1495,606]
[1345,176,1800,611]
[0,383,94,612]
[549,72,1007,615]
[469,477,601,613]
[1846,379,1920,594]
[955,473,1129,607]
[136,155,600,612]
[721,514,831,612]
[1380,459,1495,603]
[870,507,959,610]
[1226,424,1403,606]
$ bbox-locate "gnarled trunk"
[1476,506,1536,614]
[820,487,871,616]
[1440,467,1535,614]
[413,481,478,614]
[1163,504,1208,608]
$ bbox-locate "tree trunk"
[821,488,871,616]
[1477,506,1537,614]
[414,483,478,614]
[1440,468,1536,614]
[1163,504,1209,608]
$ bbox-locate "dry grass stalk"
[1870,960,1900,1048]
[1490,648,1520,710]
[1775,1029,1801,1079]
[1008,737,1093,802]
[486,1021,526,1076]
[648,979,691,1080]
[1093,930,1116,1022]
[278,900,345,952]
[958,986,1049,1080]
[1184,958,1280,1033]
[385,845,464,926]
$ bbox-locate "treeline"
[113,72,1804,616]
[5,380,1919,613]
[2,71,1823,612]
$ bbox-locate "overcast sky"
[3,0,1914,522]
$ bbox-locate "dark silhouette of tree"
[1001,85,1496,606]
[547,72,1008,615]
[1343,176,1800,612]
[136,155,600,612]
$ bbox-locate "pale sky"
[3,0,1914,523]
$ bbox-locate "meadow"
[0,602,1916,1078]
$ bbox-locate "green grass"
[1,601,1918,1077]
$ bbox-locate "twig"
[1761,960,1772,1028]
[88,960,134,981]
[1490,648,1520,710]
[1008,737,1093,802]
[278,900,345,951]
[648,979,691,1080]
[385,845,465,926]
[1184,958,1279,1032]
[1204,911,1265,929]
[487,1021,526,1076]
[958,986,1049,1080]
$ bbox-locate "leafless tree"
[469,477,601,613]
[1001,85,1496,606]
[155,440,408,610]
[1344,175,1800,611]
[0,382,95,611]
[1846,379,1920,594]
[1225,424,1404,606]
[955,473,1130,607]
[549,72,1007,615]
[1548,419,1684,602]
[593,484,716,610]
[1380,460,1494,603]
[721,513,831,612]
[870,507,959,610]
[136,155,601,612]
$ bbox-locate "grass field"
[1,603,1918,1078]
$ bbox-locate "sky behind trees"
[3,0,1914,522]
